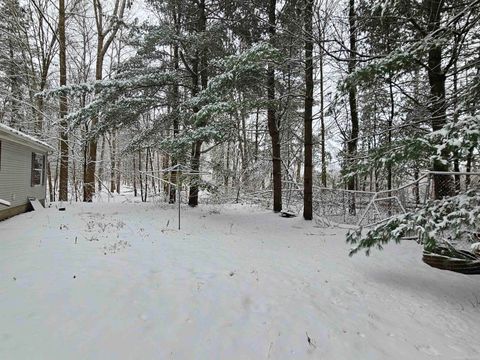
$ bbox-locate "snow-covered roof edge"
[0,123,54,152]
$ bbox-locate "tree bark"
[188,0,207,207]
[319,28,327,187]
[133,156,137,197]
[116,134,121,194]
[84,0,126,202]
[303,0,314,220]
[347,0,359,214]
[426,0,453,198]
[465,146,473,187]
[267,0,282,212]
[84,35,103,202]
[148,148,157,194]
[47,159,54,202]
[169,6,180,204]
[109,132,116,193]
[58,0,68,201]
[387,72,394,193]
[254,108,259,162]
[96,135,105,191]
[139,150,144,201]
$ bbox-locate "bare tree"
[84,0,126,202]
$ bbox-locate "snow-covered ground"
[1,194,480,359]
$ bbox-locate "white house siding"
[0,138,47,208]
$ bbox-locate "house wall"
[0,138,47,218]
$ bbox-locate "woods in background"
[0,0,478,219]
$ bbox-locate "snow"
[1,194,480,359]
[0,198,11,207]
[0,123,54,151]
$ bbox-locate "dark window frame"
[31,152,45,187]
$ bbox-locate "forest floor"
[1,192,480,359]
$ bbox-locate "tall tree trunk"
[133,155,137,197]
[426,0,452,198]
[414,166,420,204]
[84,0,126,202]
[58,0,68,201]
[303,0,314,220]
[84,39,103,202]
[188,0,207,207]
[7,39,21,128]
[347,0,359,214]
[189,140,202,206]
[465,146,473,187]
[145,153,148,202]
[147,148,157,194]
[225,141,230,188]
[109,132,116,193]
[169,12,180,204]
[254,108,259,161]
[72,146,78,202]
[387,72,394,193]
[116,133,121,194]
[47,159,54,202]
[267,0,282,212]
[139,150,144,201]
[54,155,59,198]
[35,66,50,135]
[319,28,327,187]
[97,135,105,191]
[452,53,460,192]
[240,105,248,182]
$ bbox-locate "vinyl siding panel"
[0,138,47,209]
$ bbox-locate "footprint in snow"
[415,344,440,356]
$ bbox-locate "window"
[31,152,45,186]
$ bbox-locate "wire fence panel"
[313,188,376,226]
[201,172,479,235]
[312,172,479,229]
